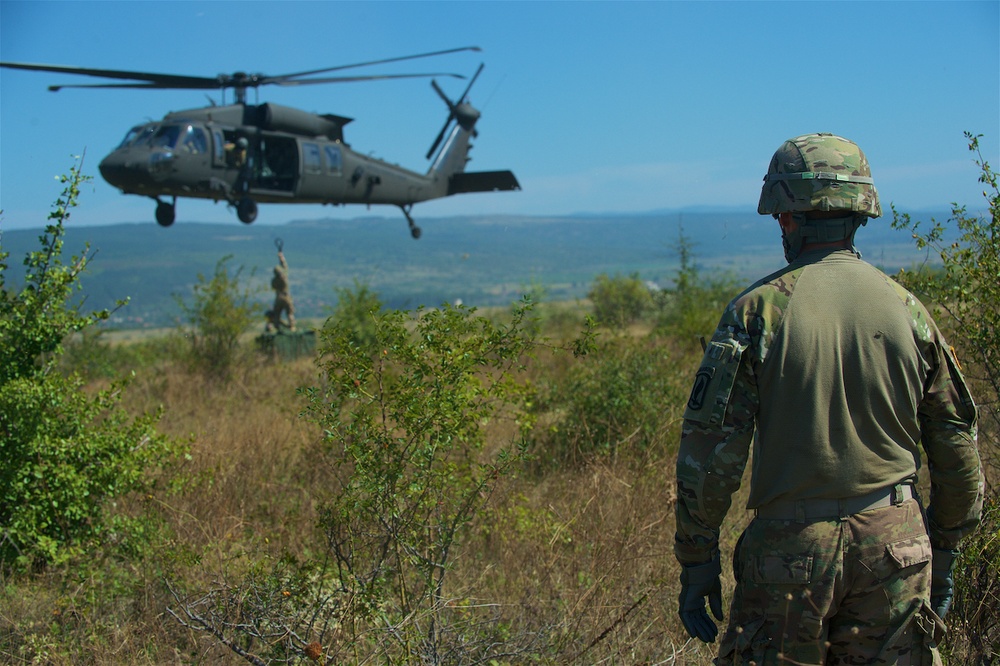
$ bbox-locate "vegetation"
[1,139,997,663]
[324,278,384,349]
[892,132,1000,660]
[0,161,180,570]
[175,255,261,378]
[654,225,742,346]
[587,272,652,329]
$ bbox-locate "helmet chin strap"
[782,213,867,263]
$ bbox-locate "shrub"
[588,272,653,329]
[323,278,384,350]
[0,160,179,569]
[655,225,741,345]
[531,335,687,466]
[175,255,260,378]
[169,300,541,663]
[892,132,1000,661]
[891,132,1000,447]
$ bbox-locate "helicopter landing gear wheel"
[400,205,421,240]
[155,198,176,227]
[236,197,257,224]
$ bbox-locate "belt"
[754,483,916,522]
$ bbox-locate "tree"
[655,224,740,344]
[0,159,178,569]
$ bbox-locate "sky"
[1,0,998,231]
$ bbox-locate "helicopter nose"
[99,151,157,191]
[99,153,132,189]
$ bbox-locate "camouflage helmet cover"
[757,133,881,218]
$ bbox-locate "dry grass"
[17,305,991,664]
[5,314,739,664]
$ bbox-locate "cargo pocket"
[751,552,813,585]
[870,533,932,587]
[886,535,932,571]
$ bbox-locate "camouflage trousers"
[268,294,295,330]
[716,498,945,665]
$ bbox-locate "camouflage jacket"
[674,248,982,566]
[271,254,290,297]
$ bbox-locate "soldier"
[265,244,295,332]
[225,136,248,168]
[674,133,983,664]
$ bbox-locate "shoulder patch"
[684,337,748,425]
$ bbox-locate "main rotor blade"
[0,61,217,88]
[274,72,466,87]
[271,46,481,82]
[3,49,482,94]
[48,82,212,91]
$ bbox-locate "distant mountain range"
[1,210,948,330]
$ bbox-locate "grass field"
[3,286,995,665]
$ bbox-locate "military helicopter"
[0,47,519,239]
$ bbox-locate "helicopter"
[0,47,520,239]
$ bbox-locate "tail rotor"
[426,63,484,160]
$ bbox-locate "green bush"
[60,328,188,380]
[588,272,653,329]
[169,300,540,663]
[323,278,384,350]
[0,161,179,569]
[891,132,1000,445]
[531,336,686,466]
[310,300,537,660]
[654,225,741,344]
[175,255,260,378]
[892,132,1000,661]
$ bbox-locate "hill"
[1,210,943,329]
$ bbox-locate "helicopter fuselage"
[97,102,517,235]
[100,104,440,206]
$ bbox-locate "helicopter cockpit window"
[179,126,209,154]
[150,125,182,149]
[118,125,156,149]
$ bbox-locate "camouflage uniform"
[266,252,295,331]
[674,134,983,664]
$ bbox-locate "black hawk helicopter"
[1,47,520,239]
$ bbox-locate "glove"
[931,548,959,618]
[678,553,724,643]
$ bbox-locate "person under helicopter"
[264,242,295,333]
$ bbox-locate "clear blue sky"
[1,0,997,230]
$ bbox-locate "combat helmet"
[758,133,881,261]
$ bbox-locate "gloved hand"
[931,548,959,618]
[678,553,724,643]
